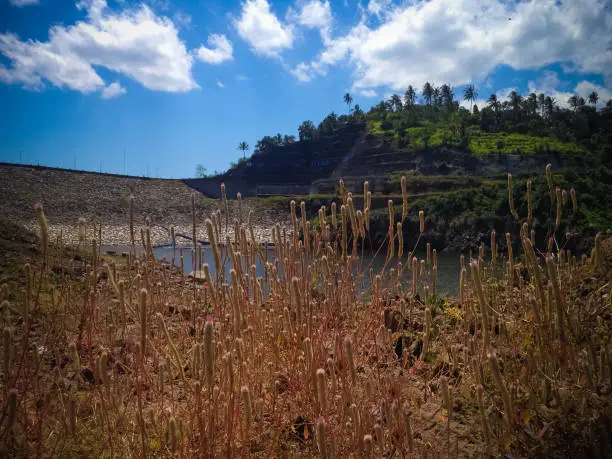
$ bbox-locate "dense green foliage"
[368,121,585,155]
[380,168,612,251]
[250,84,612,159]
[360,85,611,157]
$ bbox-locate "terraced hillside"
[187,121,592,199]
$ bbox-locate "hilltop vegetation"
[247,84,611,160]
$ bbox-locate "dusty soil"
[0,164,290,246]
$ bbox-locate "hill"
[0,163,290,246]
[184,90,612,253]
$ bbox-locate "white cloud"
[290,62,314,82]
[216,80,225,88]
[359,89,377,97]
[0,0,198,94]
[195,34,234,64]
[235,0,294,57]
[293,0,332,40]
[76,0,108,21]
[526,72,574,109]
[236,74,249,81]
[291,0,612,94]
[575,81,612,107]
[101,81,126,98]
[172,11,192,30]
[366,0,391,18]
[0,33,104,92]
[9,0,40,6]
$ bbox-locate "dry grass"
[0,167,611,458]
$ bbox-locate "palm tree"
[343,92,353,114]
[588,91,599,108]
[537,93,545,116]
[390,94,403,112]
[487,93,499,109]
[422,82,433,106]
[298,121,316,141]
[353,104,363,117]
[527,93,538,117]
[238,141,249,159]
[440,84,454,106]
[404,85,416,108]
[509,91,522,117]
[577,97,586,111]
[433,87,442,106]
[568,95,578,112]
[463,84,478,111]
[544,96,554,117]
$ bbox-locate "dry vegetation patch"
[0,167,610,458]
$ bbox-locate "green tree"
[353,104,363,118]
[568,95,579,112]
[390,94,403,112]
[404,85,416,108]
[487,93,499,110]
[463,84,477,111]
[298,120,316,141]
[237,141,249,159]
[433,87,442,106]
[195,164,208,178]
[422,82,433,106]
[509,91,522,117]
[588,91,599,108]
[319,112,338,136]
[527,93,538,117]
[544,96,555,117]
[344,92,353,114]
[537,93,545,116]
[440,84,454,107]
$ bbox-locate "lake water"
[150,246,461,297]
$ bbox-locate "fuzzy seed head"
[241,386,253,429]
[204,317,214,387]
[316,368,327,411]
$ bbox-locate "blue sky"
[1,0,611,178]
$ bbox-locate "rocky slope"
[0,164,290,246]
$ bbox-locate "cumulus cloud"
[172,11,193,30]
[292,0,612,94]
[0,33,104,92]
[366,0,391,19]
[0,0,199,94]
[101,81,126,99]
[235,0,294,57]
[290,0,332,41]
[216,80,225,88]
[9,0,40,6]
[195,34,234,64]
[359,89,377,97]
[575,81,612,107]
[290,62,314,82]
